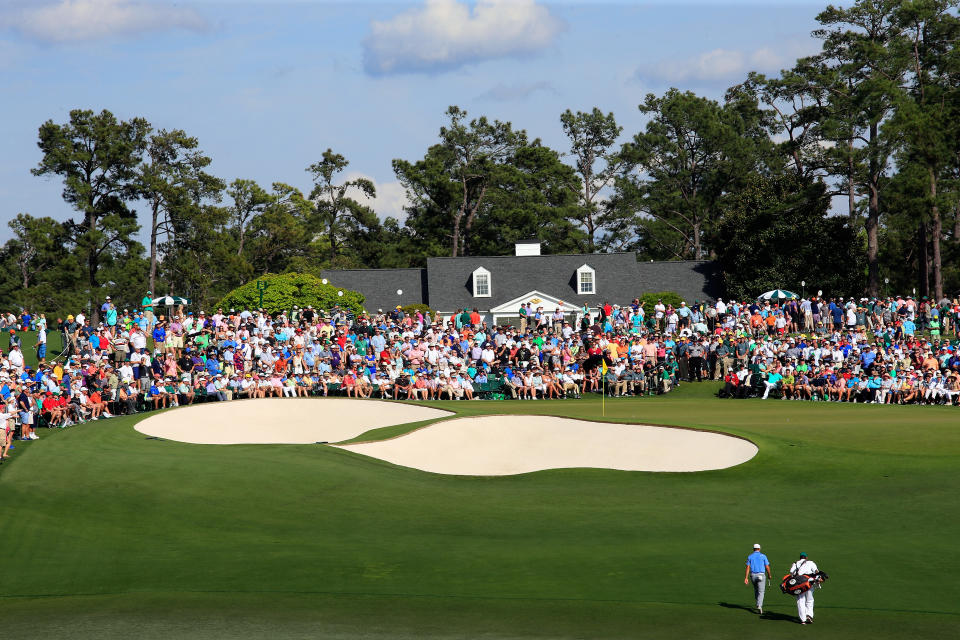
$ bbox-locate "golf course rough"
[2,384,959,639]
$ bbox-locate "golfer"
[790,552,818,624]
[744,543,772,614]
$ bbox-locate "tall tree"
[306,150,378,262]
[160,204,248,310]
[31,109,150,319]
[245,183,317,274]
[813,0,909,296]
[140,129,224,293]
[890,0,960,300]
[465,141,585,256]
[560,108,627,252]
[394,106,523,257]
[228,178,271,256]
[614,89,769,260]
[0,214,82,312]
[728,68,830,179]
[715,173,864,299]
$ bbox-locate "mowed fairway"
[1,384,958,639]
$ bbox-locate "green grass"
[4,329,65,370]
[1,384,958,638]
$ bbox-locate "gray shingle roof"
[636,260,722,305]
[320,268,426,313]
[322,257,721,314]
[426,253,640,313]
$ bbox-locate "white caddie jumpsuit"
[790,558,819,621]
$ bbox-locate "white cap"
[753,543,761,549]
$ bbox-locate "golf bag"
[780,570,829,596]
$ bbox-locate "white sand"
[134,398,453,445]
[337,415,758,475]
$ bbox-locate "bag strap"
[791,559,808,576]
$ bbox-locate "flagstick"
[602,370,605,417]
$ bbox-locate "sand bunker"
[134,398,453,445]
[337,415,757,475]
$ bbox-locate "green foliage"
[140,128,224,293]
[216,272,364,315]
[638,291,684,310]
[160,204,248,311]
[400,303,437,319]
[307,149,380,263]
[31,109,150,316]
[714,173,865,300]
[614,89,771,260]
[560,107,627,252]
[394,105,584,258]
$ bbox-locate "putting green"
[0,384,958,639]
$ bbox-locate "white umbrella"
[757,289,799,301]
[152,295,191,306]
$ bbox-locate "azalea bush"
[217,273,365,316]
[638,291,684,310]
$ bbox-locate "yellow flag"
[601,359,608,375]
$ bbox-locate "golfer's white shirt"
[790,559,818,576]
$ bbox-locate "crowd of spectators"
[2,291,959,461]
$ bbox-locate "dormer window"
[473,267,491,297]
[577,264,595,295]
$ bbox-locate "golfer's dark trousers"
[688,357,704,382]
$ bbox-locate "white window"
[473,267,491,297]
[577,264,596,295]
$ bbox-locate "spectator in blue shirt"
[902,319,916,336]
[744,543,772,614]
[153,324,167,348]
[861,346,876,369]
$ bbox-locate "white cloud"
[476,80,556,102]
[8,0,208,43]
[644,48,746,84]
[343,172,410,223]
[638,41,818,85]
[363,0,564,75]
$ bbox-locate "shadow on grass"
[718,602,798,623]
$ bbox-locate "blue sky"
[0,0,834,242]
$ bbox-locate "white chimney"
[515,239,541,256]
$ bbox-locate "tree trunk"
[462,184,487,258]
[866,124,880,298]
[452,178,469,258]
[583,165,595,253]
[451,211,462,258]
[585,209,595,253]
[692,220,701,260]
[88,250,100,324]
[929,167,943,300]
[329,215,338,262]
[19,254,31,289]
[149,200,160,295]
[953,199,960,244]
[847,137,856,221]
[918,221,929,300]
